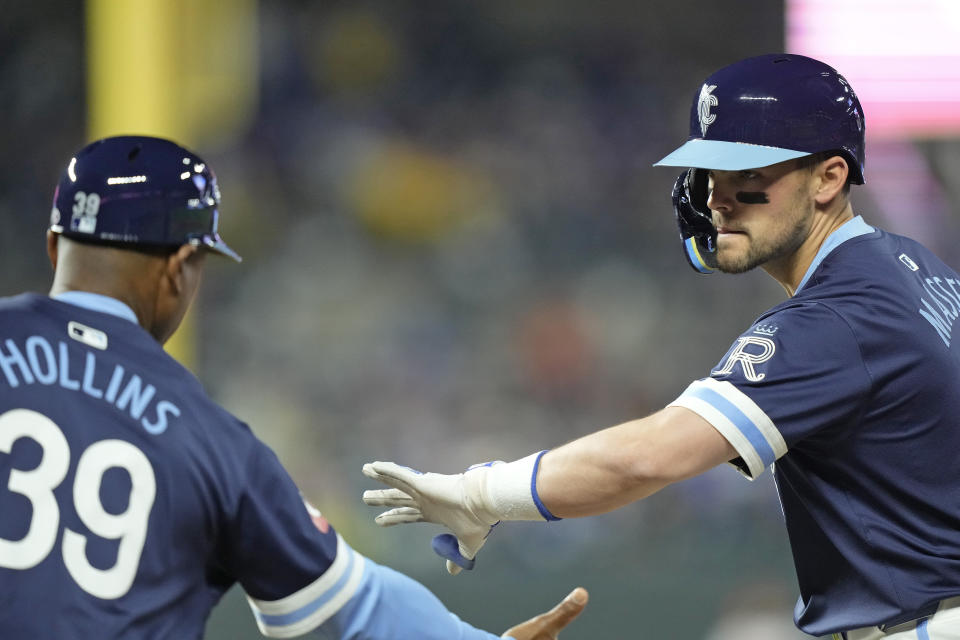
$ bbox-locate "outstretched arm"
[363,406,737,572]
[537,406,736,518]
[232,440,588,639]
[308,554,587,639]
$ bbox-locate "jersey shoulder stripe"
[669,377,786,479]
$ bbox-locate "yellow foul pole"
[86,0,258,371]
[86,0,195,368]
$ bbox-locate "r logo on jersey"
[711,336,776,382]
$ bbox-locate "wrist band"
[483,450,561,522]
[530,450,561,521]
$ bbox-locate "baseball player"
[363,54,960,639]
[0,135,588,639]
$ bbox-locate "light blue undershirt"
[52,291,138,324]
[794,215,874,295]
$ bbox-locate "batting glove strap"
[477,450,561,522]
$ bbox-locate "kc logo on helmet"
[698,84,718,136]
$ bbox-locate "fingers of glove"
[362,488,416,507]
[372,507,424,527]
[432,533,476,572]
[362,462,422,496]
[446,559,463,576]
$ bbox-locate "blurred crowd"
[7,2,958,638]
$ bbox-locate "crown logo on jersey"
[753,323,778,336]
[698,84,718,136]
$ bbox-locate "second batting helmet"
[654,53,865,184]
[49,135,241,262]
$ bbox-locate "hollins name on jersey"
[0,335,180,434]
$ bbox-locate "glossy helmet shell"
[50,135,241,261]
[655,53,865,183]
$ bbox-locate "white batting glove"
[362,452,558,575]
[362,462,497,574]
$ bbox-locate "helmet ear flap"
[672,168,717,274]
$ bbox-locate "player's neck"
[763,201,855,297]
[49,240,181,336]
[50,278,151,324]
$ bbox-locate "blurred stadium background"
[4,1,960,638]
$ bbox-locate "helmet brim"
[197,235,243,263]
[654,139,811,171]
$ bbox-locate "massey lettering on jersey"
[711,336,776,382]
[919,275,960,347]
[0,335,180,434]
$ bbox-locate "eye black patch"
[736,191,769,204]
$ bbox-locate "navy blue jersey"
[670,217,960,635]
[0,293,497,639]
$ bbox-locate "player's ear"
[46,230,59,270]
[163,243,201,296]
[814,155,849,205]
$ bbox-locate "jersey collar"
[794,215,874,295]
[53,291,139,325]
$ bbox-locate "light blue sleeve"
[310,556,503,640]
[245,533,510,639]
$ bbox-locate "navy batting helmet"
[655,53,865,184]
[49,135,241,262]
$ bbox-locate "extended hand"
[502,588,589,639]
[362,461,499,575]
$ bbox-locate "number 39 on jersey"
[0,408,156,600]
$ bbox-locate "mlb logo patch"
[302,497,330,534]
